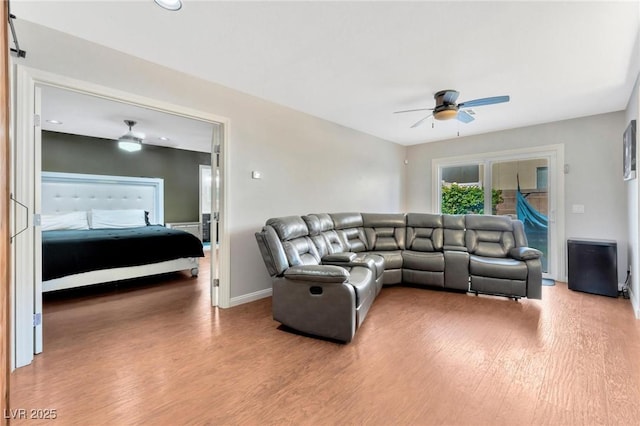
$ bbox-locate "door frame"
[432,144,565,281]
[12,64,231,369]
[1,1,11,421]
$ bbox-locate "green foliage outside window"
[441,184,503,215]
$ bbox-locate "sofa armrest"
[284,265,349,283]
[322,253,357,263]
[509,247,543,261]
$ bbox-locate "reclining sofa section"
[255,212,542,343]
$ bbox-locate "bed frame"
[41,172,199,292]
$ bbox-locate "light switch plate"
[571,204,585,214]
[251,171,262,179]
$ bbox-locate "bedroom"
[36,83,223,328]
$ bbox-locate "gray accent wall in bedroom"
[42,131,211,223]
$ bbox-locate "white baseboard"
[629,287,640,319]
[228,287,272,307]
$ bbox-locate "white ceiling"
[40,86,215,153]
[12,1,640,146]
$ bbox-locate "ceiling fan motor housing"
[433,90,460,120]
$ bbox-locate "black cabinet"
[567,239,618,297]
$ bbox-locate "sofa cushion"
[338,228,367,252]
[322,230,348,254]
[406,213,443,252]
[283,236,321,266]
[466,229,516,258]
[443,214,467,251]
[362,213,406,228]
[402,250,445,271]
[267,216,309,241]
[302,213,334,236]
[469,255,527,280]
[363,213,406,251]
[368,250,403,269]
[465,214,513,231]
[331,212,364,229]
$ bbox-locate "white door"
[34,86,43,354]
[12,75,42,367]
[209,124,224,307]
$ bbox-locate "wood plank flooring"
[10,255,640,425]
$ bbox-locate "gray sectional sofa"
[255,212,542,343]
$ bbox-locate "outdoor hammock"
[516,188,548,230]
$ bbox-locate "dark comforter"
[42,225,205,281]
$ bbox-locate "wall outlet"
[571,204,585,214]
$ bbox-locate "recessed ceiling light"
[154,0,182,11]
[46,119,63,125]
[159,136,170,141]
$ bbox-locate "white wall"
[406,112,628,283]
[15,21,406,302]
[625,72,639,318]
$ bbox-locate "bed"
[41,172,204,292]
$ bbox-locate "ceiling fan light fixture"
[117,120,143,152]
[433,106,459,121]
[154,0,182,11]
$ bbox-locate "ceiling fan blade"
[441,90,460,104]
[458,95,510,108]
[394,107,433,114]
[457,110,475,124]
[410,115,432,128]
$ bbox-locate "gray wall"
[15,20,406,302]
[42,131,211,223]
[625,73,639,317]
[406,112,628,282]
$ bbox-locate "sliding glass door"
[434,145,563,280]
[490,159,549,273]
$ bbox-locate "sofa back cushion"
[443,214,467,251]
[465,215,516,258]
[265,215,321,266]
[266,216,309,241]
[406,213,443,252]
[362,213,406,251]
[331,212,367,252]
[302,214,334,257]
[283,236,322,266]
[302,213,334,236]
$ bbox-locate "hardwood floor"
[10,256,640,425]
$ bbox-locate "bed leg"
[190,268,199,277]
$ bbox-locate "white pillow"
[41,211,89,231]
[90,209,147,229]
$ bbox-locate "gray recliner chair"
[255,215,378,342]
[465,215,543,299]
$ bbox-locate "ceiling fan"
[394,90,510,128]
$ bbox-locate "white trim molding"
[229,288,273,308]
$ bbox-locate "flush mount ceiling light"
[117,120,143,152]
[154,0,182,11]
[46,119,63,125]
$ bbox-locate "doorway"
[11,65,230,369]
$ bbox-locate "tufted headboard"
[41,172,165,224]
